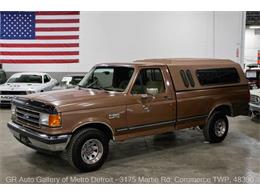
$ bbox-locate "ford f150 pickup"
[7,58,250,172]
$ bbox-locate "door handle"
[142,105,150,112]
[140,94,155,100]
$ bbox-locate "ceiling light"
[249,25,260,29]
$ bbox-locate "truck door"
[125,66,176,132]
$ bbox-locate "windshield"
[7,74,43,84]
[79,66,134,92]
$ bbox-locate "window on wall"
[196,68,240,86]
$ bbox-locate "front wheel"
[203,112,229,143]
[66,128,109,172]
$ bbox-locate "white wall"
[214,11,245,66]
[3,11,245,72]
[244,28,260,65]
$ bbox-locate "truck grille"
[0,91,27,95]
[15,106,40,128]
[250,95,260,105]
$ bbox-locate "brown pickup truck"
[8,58,249,172]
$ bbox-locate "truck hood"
[0,83,44,92]
[52,85,74,91]
[250,89,260,97]
[27,88,124,112]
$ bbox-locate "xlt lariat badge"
[108,113,120,119]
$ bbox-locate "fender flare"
[207,103,233,121]
[72,121,115,140]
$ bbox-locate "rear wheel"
[66,128,109,172]
[203,111,229,143]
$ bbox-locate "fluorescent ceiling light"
[249,25,260,29]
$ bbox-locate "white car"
[249,89,260,116]
[0,72,57,105]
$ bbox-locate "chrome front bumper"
[249,103,260,115]
[7,121,71,152]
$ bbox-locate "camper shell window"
[196,68,240,86]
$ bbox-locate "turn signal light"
[49,114,61,127]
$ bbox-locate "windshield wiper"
[77,84,85,88]
[88,86,104,90]
[77,84,86,90]
[84,79,105,90]
[77,83,105,91]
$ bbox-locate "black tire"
[66,128,109,172]
[203,111,229,143]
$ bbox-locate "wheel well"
[211,105,232,117]
[72,123,114,140]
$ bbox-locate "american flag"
[0,11,79,64]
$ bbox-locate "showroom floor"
[0,108,259,184]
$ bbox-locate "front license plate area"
[1,96,12,100]
[20,134,31,145]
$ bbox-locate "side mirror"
[146,88,159,96]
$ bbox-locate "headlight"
[11,104,16,115]
[39,113,62,127]
[40,113,49,126]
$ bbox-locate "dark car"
[0,69,7,84]
[52,74,85,90]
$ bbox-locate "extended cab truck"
[7,59,249,172]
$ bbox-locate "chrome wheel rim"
[81,139,103,164]
[214,119,226,137]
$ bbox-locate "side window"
[196,68,240,86]
[131,68,165,94]
[44,75,50,83]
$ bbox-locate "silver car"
[249,89,260,116]
[0,72,57,105]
